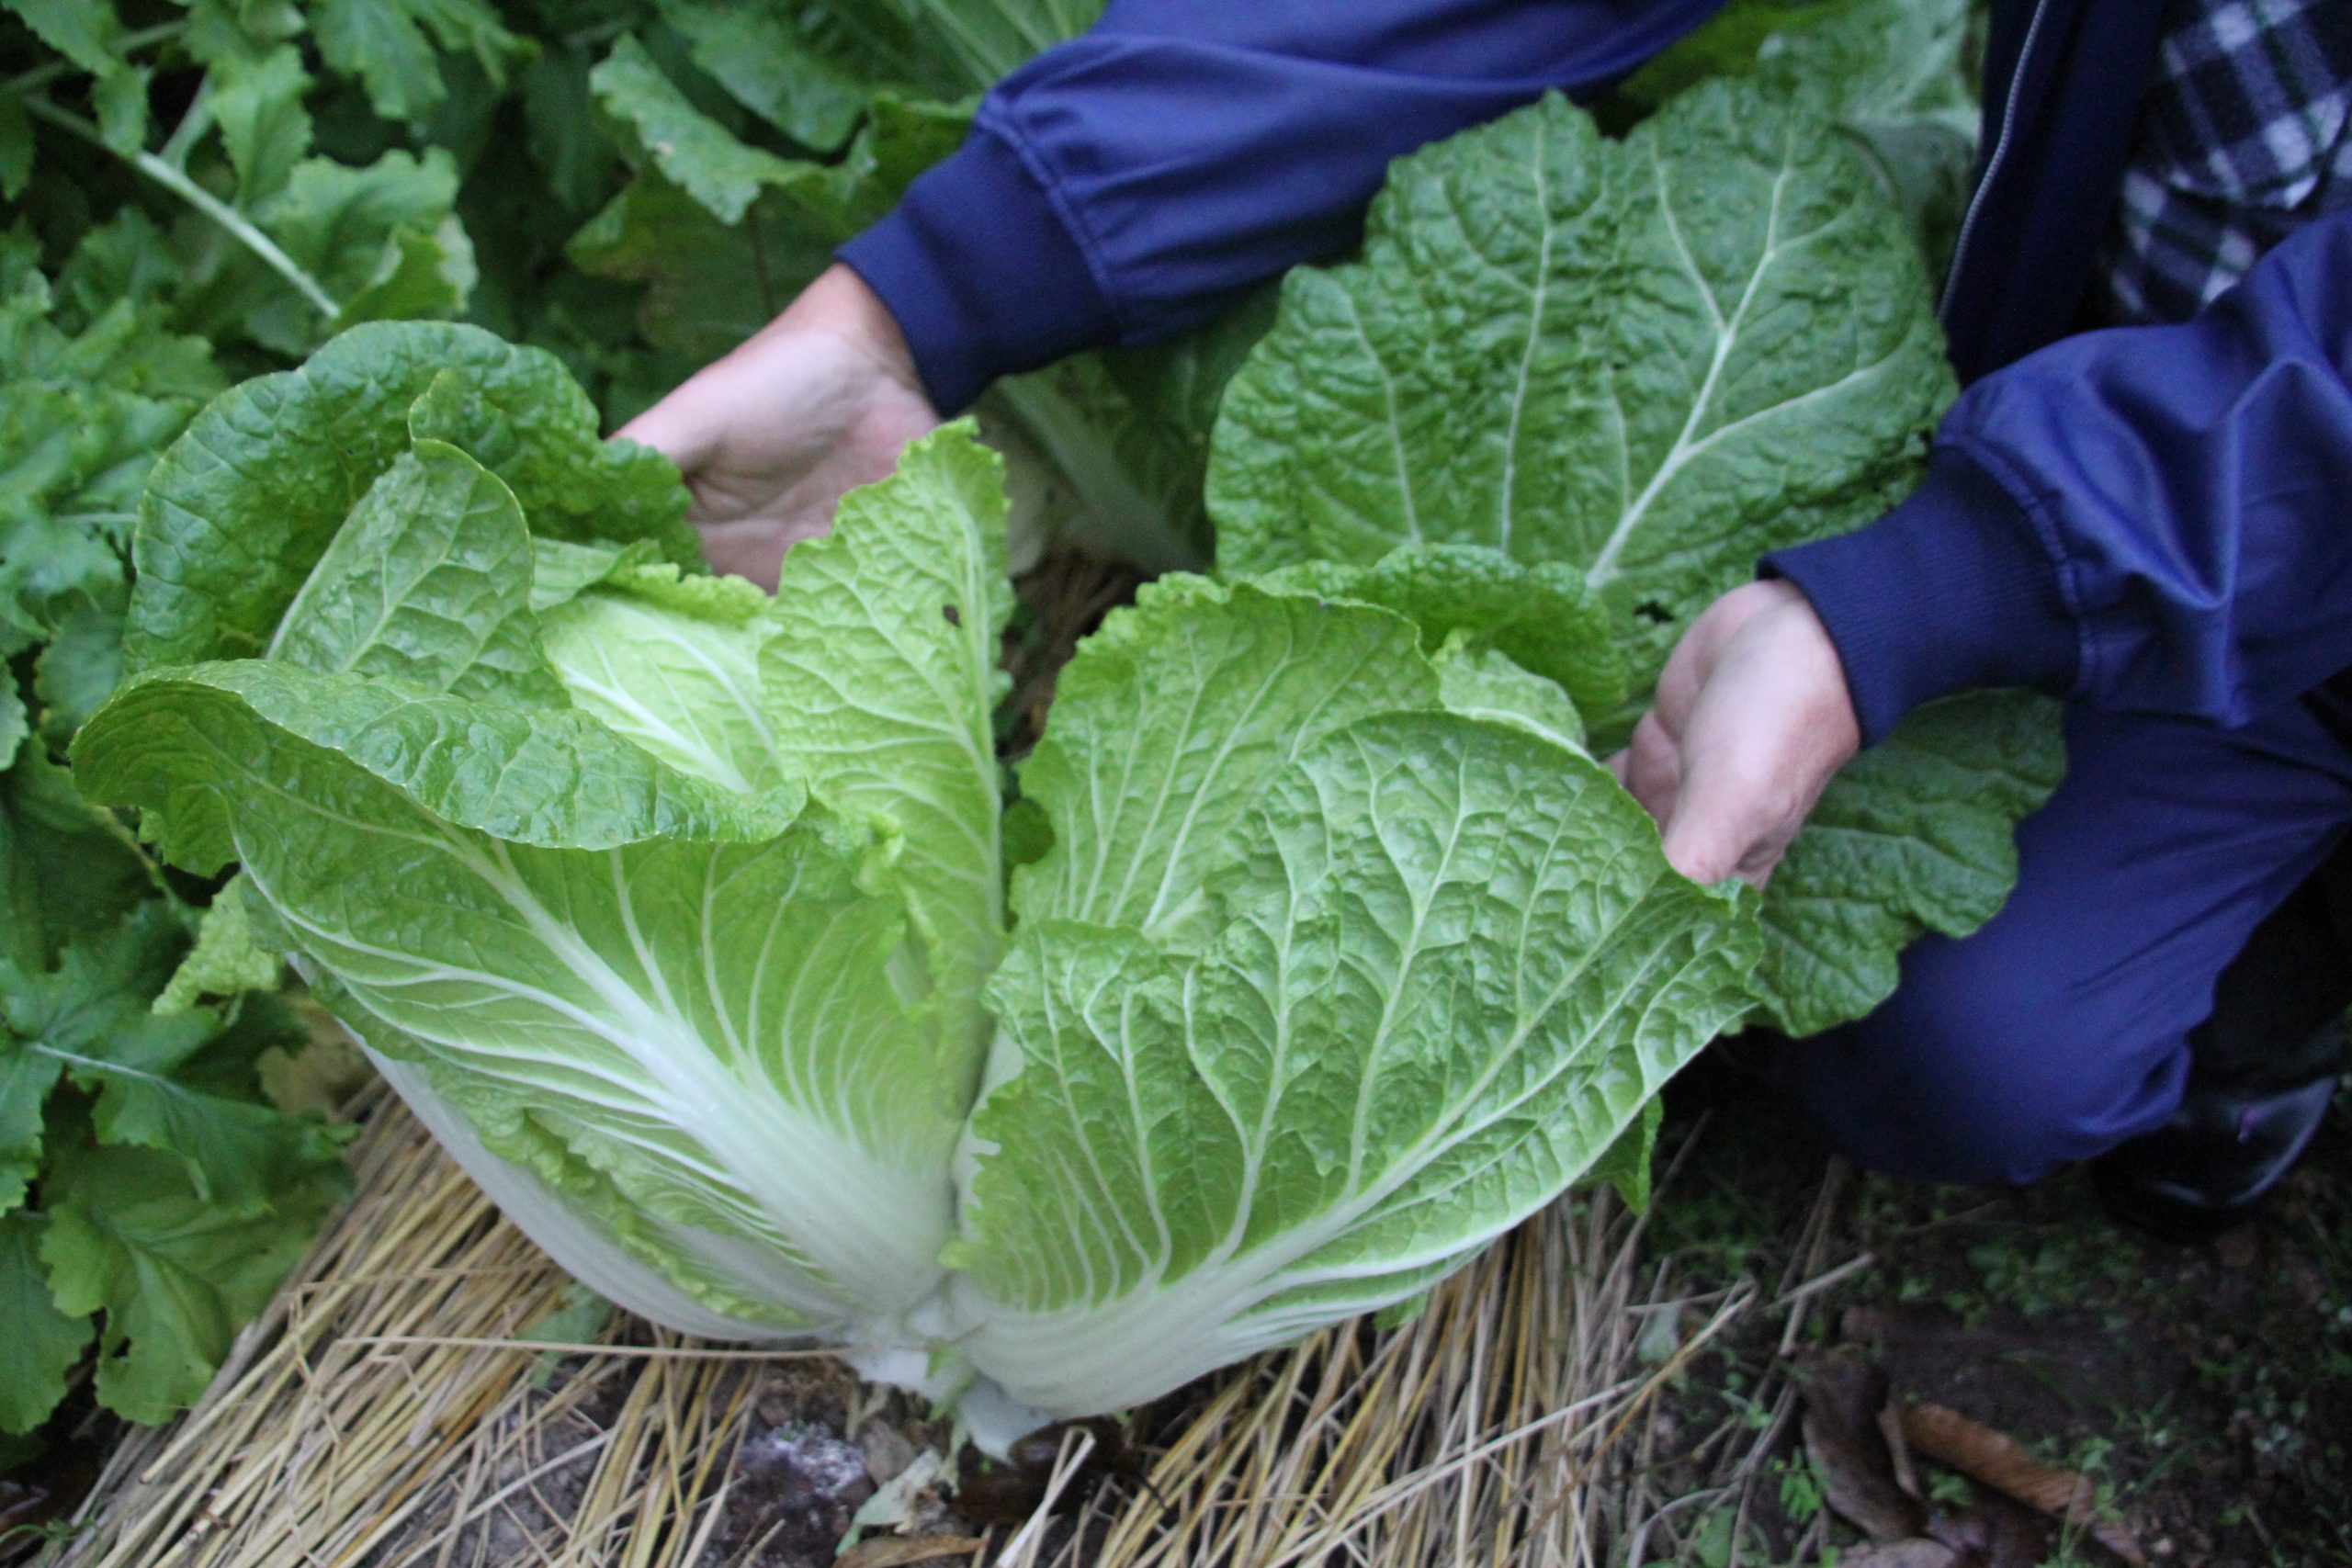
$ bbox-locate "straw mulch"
[45,1086,1818,1568]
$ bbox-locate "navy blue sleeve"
[1767,209,2352,745]
[836,0,1724,412]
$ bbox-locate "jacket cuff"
[1761,447,2083,746]
[836,119,1118,414]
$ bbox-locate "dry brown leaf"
[1797,1348,1927,1541]
[1837,1541,1960,1568]
[1902,1403,2146,1565]
[1928,1492,2049,1568]
[836,1534,987,1568]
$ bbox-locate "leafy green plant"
[1205,79,2064,1035]
[0,906,349,1433]
[0,0,1153,1453]
[0,99,361,1444]
[76,321,1768,1445]
[8,0,2064,1460]
[0,1,483,360]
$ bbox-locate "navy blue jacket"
[837,0,2352,746]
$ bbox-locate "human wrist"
[1760,447,2079,746]
[793,265,928,402]
[1751,580,1861,767]
[836,124,1119,413]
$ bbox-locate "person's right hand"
[618,264,940,590]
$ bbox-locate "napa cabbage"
[74,321,1762,1444]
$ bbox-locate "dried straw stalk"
[48,1093,1776,1568]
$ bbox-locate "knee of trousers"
[1767,937,2191,1188]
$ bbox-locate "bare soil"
[1627,1062,2352,1566]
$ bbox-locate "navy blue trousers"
[1770,697,2352,1187]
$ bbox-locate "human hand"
[1612,581,1861,886]
[618,264,940,589]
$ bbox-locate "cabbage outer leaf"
[1011,580,1432,942]
[1753,690,2066,1036]
[953,700,1758,1418]
[760,430,1014,1026]
[77,421,1020,1335]
[1207,82,1951,683]
[125,321,692,674]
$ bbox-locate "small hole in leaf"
[1634,601,1673,626]
[942,604,962,626]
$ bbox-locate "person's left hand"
[1611,580,1861,886]
[616,265,939,590]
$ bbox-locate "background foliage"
[0,0,2014,1469]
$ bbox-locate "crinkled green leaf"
[124,321,694,674]
[0,682,25,767]
[760,423,1012,1011]
[254,149,471,346]
[537,564,784,795]
[1247,544,1625,720]
[74,658,799,875]
[40,1138,343,1423]
[642,0,1099,119]
[528,536,664,614]
[565,168,837,365]
[769,92,974,236]
[520,42,617,214]
[32,590,125,745]
[1010,579,1434,941]
[1207,84,2057,1036]
[4,0,125,77]
[564,85,967,363]
[954,711,1759,1416]
[0,905,342,1211]
[0,1211,89,1433]
[0,744,158,972]
[0,1013,65,1214]
[1754,692,2066,1036]
[0,269,220,660]
[53,210,188,323]
[591,34,799,226]
[1208,83,1953,687]
[402,364,690,554]
[1587,1097,1662,1213]
[1430,636,1586,751]
[85,429,993,1335]
[269,440,562,705]
[177,0,305,65]
[309,0,522,121]
[655,0,868,152]
[91,63,149,154]
[1621,0,1979,275]
[578,60,967,321]
[85,679,966,1336]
